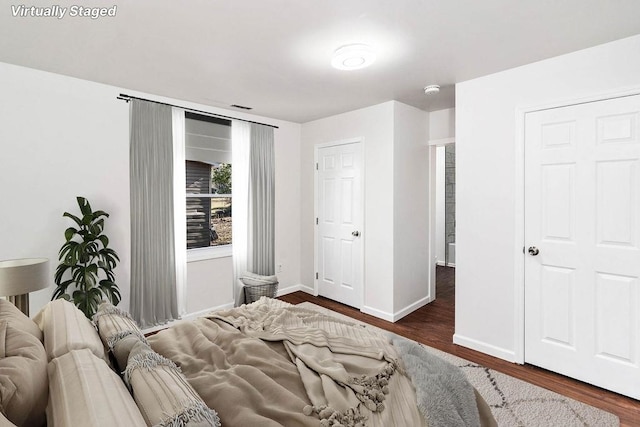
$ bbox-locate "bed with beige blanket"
[147,298,496,427]
[0,297,495,426]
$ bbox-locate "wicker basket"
[244,282,279,304]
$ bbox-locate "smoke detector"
[424,85,440,95]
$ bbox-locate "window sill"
[187,245,232,262]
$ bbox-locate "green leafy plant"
[211,162,231,194]
[53,197,121,318]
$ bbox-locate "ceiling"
[2,1,640,123]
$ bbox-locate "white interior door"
[524,94,640,399]
[316,141,363,308]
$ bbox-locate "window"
[185,113,232,252]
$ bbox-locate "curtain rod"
[116,93,279,129]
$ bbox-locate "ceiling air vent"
[230,104,252,110]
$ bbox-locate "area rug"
[298,302,619,427]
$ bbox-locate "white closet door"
[524,94,640,399]
[317,142,363,308]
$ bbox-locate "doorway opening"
[435,144,456,267]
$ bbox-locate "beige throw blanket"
[208,298,426,427]
[149,298,425,426]
[148,298,495,426]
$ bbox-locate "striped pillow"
[93,301,147,371]
[125,341,220,427]
[33,299,107,362]
[47,348,145,426]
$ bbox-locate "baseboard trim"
[182,303,233,320]
[362,295,434,323]
[276,283,316,296]
[392,295,433,322]
[436,261,456,268]
[299,284,316,295]
[453,333,518,363]
[276,284,300,296]
[361,305,394,322]
[142,301,235,335]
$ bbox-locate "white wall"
[0,61,302,318]
[392,102,430,315]
[455,34,640,361]
[301,102,395,315]
[0,62,130,316]
[301,101,431,320]
[429,108,455,141]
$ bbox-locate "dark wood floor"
[280,266,640,426]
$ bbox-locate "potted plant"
[53,196,121,318]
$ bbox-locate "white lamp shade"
[0,258,49,297]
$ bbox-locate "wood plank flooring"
[279,266,640,426]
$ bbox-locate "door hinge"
[316,272,318,280]
[316,217,318,225]
[316,162,318,170]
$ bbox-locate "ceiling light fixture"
[331,44,376,70]
[424,85,440,95]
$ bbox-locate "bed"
[0,297,497,426]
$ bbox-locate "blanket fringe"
[302,360,398,427]
[124,348,180,385]
[106,329,149,350]
[93,305,136,323]
[350,360,397,413]
[303,405,367,427]
[155,400,221,427]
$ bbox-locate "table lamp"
[0,258,49,316]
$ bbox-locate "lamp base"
[8,294,29,316]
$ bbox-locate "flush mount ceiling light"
[424,84,440,95]
[331,44,376,70]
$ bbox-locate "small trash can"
[241,272,279,304]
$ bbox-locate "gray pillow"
[0,320,48,426]
[0,299,43,342]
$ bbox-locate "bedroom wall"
[300,101,431,320]
[455,34,640,361]
[0,61,302,318]
[392,102,430,315]
[301,101,396,315]
[429,108,455,141]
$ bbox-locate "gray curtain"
[248,124,275,275]
[129,99,179,328]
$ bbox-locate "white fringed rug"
[298,302,619,427]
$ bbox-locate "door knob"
[528,246,539,256]
[352,231,360,237]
